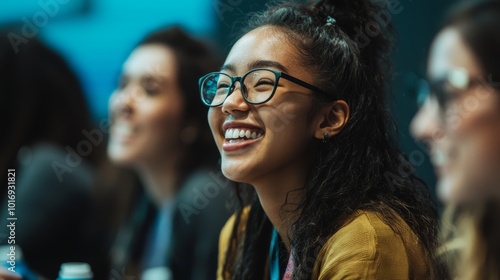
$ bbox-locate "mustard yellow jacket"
[217,208,432,279]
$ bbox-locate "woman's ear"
[313,100,350,140]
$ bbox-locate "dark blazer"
[111,168,233,280]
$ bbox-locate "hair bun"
[307,0,395,73]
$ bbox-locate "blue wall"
[1,0,217,120]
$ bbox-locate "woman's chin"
[437,175,472,205]
[107,147,137,167]
[221,166,249,184]
[437,176,456,204]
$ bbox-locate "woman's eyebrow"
[220,60,290,74]
[248,60,289,72]
[220,64,236,72]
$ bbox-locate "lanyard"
[269,228,295,280]
[269,228,281,280]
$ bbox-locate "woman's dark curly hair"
[221,0,444,279]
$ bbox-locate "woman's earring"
[323,132,329,143]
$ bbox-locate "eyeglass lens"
[201,69,278,106]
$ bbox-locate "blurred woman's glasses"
[416,68,480,109]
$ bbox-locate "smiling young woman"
[200,0,444,279]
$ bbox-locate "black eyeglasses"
[198,68,333,107]
[416,68,483,109]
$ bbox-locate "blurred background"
[1,0,456,205]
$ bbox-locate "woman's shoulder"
[313,209,431,279]
[217,206,251,279]
[219,206,251,244]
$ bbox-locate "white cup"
[57,262,93,280]
[141,266,172,280]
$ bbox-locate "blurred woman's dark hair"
[443,0,500,83]
[0,31,98,201]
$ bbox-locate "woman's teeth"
[113,122,134,136]
[431,149,447,166]
[225,128,262,140]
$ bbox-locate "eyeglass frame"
[198,68,335,107]
[416,68,496,109]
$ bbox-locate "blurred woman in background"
[411,0,500,278]
[0,31,110,279]
[108,26,231,280]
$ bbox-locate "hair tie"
[325,15,336,26]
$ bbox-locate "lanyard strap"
[269,228,281,280]
[283,251,294,280]
[270,228,295,280]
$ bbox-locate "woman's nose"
[221,82,250,116]
[410,97,445,147]
[109,87,138,118]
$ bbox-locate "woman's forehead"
[428,28,482,79]
[224,26,301,74]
